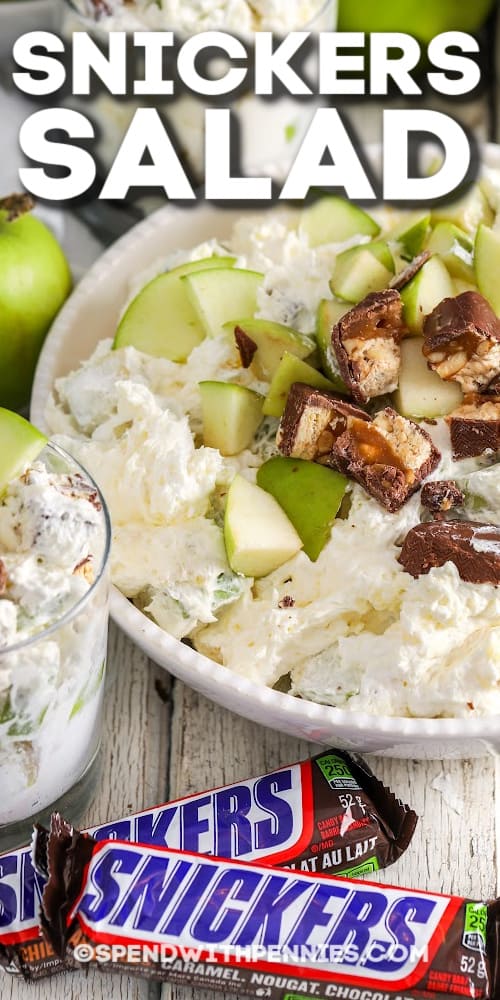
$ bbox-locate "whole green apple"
[338,0,496,42]
[0,194,72,411]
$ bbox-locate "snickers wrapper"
[41,816,499,1000]
[0,749,416,981]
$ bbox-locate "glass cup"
[59,0,338,188]
[0,444,111,852]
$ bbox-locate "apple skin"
[338,0,495,42]
[0,197,72,410]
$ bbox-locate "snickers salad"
[46,177,500,719]
[0,411,110,828]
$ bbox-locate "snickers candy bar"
[332,406,440,513]
[235,327,258,368]
[421,480,465,516]
[42,816,500,1000]
[399,519,500,585]
[390,251,432,291]
[448,393,500,460]
[331,288,405,404]
[423,292,500,394]
[0,749,417,981]
[276,382,369,465]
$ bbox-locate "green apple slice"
[114,256,237,360]
[224,474,303,578]
[426,222,474,283]
[474,224,500,316]
[316,299,349,388]
[453,279,477,295]
[226,318,315,380]
[263,352,341,418]
[257,457,348,561]
[393,339,463,419]
[0,408,47,492]
[400,256,454,335]
[199,381,263,456]
[389,213,430,260]
[299,196,380,248]
[330,242,394,303]
[184,268,263,339]
[431,184,494,234]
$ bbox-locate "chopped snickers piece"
[0,560,7,597]
[234,326,258,368]
[332,289,405,404]
[448,393,500,460]
[276,382,369,464]
[421,480,465,516]
[423,291,500,394]
[399,520,500,585]
[390,251,432,291]
[331,407,440,513]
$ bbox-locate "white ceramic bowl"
[31,145,500,758]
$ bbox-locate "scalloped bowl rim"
[30,143,500,753]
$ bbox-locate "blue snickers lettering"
[79,847,140,921]
[233,875,312,947]
[20,850,45,923]
[254,772,294,851]
[135,807,178,848]
[0,854,18,928]
[286,883,351,948]
[215,786,253,858]
[181,797,212,853]
[190,870,263,944]
[363,897,438,973]
[93,820,132,843]
[161,863,218,936]
[327,890,388,962]
[111,857,192,931]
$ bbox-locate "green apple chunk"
[393,339,463,419]
[257,457,348,562]
[263,352,341,418]
[474,225,500,316]
[330,242,394,302]
[0,195,72,410]
[299,196,380,248]
[224,474,303,577]
[199,381,263,456]
[400,256,454,335]
[431,184,494,234]
[316,299,350,388]
[388,213,430,260]
[0,408,47,492]
[114,256,236,360]
[227,318,315,380]
[184,268,263,339]
[426,222,474,283]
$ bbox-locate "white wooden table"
[4,13,500,997]
[3,622,500,1000]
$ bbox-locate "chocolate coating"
[399,520,500,584]
[331,289,405,404]
[390,251,432,291]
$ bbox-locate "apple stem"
[0,194,35,223]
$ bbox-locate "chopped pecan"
[276,382,369,464]
[234,327,258,369]
[399,520,500,585]
[331,407,440,513]
[421,480,465,516]
[448,392,500,460]
[73,556,94,584]
[390,251,432,291]
[423,292,500,394]
[331,289,405,404]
